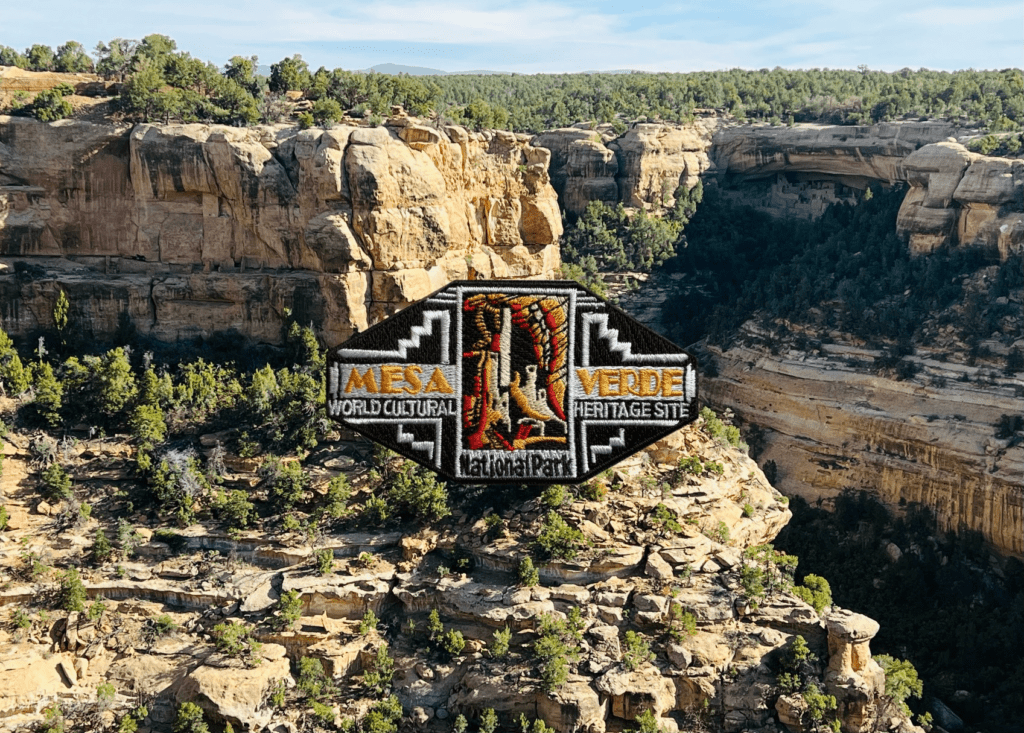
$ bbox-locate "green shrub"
[777,671,801,693]
[427,608,444,640]
[518,556,540,586]
[441,628,466,656]
[96,681,116,708]
[57,567,87,612]
[363,695,402,733]
[678,455,703,475]
[667,603,696,640]
[297,656,335,700]
[801,683,837,724]
[321,476,351,519]
[793,574,832,615]
[312,97,344,125]
[742,502,755,517]
[297,111,314,129]
[212,621,262,662]
[651,503,683,534]
[40,703,65,733]
[276,589,302,630]
[632,709,669,733]
[174,701,209,733]
[41,462,73,502]
[363,495,389,524]
[491,626,512,658]
[535,511,587,560]
[484,513,507,539]
[314,548,334,575]
[0,505,8,532]
[11,607,32,630]
[0,328,29,396]
[579,479,608,501]
[214,489,255,530]
[480,708,498,733]
[268,679,287,708]
[311,701,334,724]
[703,520,730,545]
[154,613,177,634]
[148,450,211,526]
[622,630,653,670]
[874,655,923,715]
[383,461,450,523]
[699,407,747,450]
[541,485,569,508]
[91,527,114,564]
[29,85,74,122]
[533,613,581,692]
[29,361,63,427]
[782,635,817,672]
[129,403,167,447]
[87,600,107,621]
[362,643,395,696]
[259,455,308,510]
[453,714,468,733]
[359,609,379,635]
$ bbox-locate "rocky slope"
[0,114,561,345]
[0,414,915,733]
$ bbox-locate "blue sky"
[3,0,1020,73]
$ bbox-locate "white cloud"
[1,0,1019,72]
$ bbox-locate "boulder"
[594,665,677,719]
[176,645,291,730]
[645,552,675,581]
[537,676,607,733]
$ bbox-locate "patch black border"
[327,280,698,484]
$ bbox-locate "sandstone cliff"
[534,120,1023,261]
[897,139,1024,259]
[532,120,719,216]
[699,328,1024,558]
[0,115,561,345]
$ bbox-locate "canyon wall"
[700,335,1024,558]
[538,119,1024,260]
[0,115,561,346]
[533,120,719,215]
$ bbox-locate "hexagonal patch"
[327,280,698,483]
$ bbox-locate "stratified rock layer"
[0,116,561,345]
[702,339,1024,557]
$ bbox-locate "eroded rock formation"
[532,120,719,216]
[700,334,1024,558]
[897,139,1024,258]
[0,115,561,345]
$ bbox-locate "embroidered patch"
[327,280,698,484]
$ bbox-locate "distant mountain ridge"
[365,63,643,76]
[255,62,656,77]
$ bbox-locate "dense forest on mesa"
[1,35,1022,133]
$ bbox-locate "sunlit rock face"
[0,116,561,346]
[897,139,1024,259]
[702,336,1024,558]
